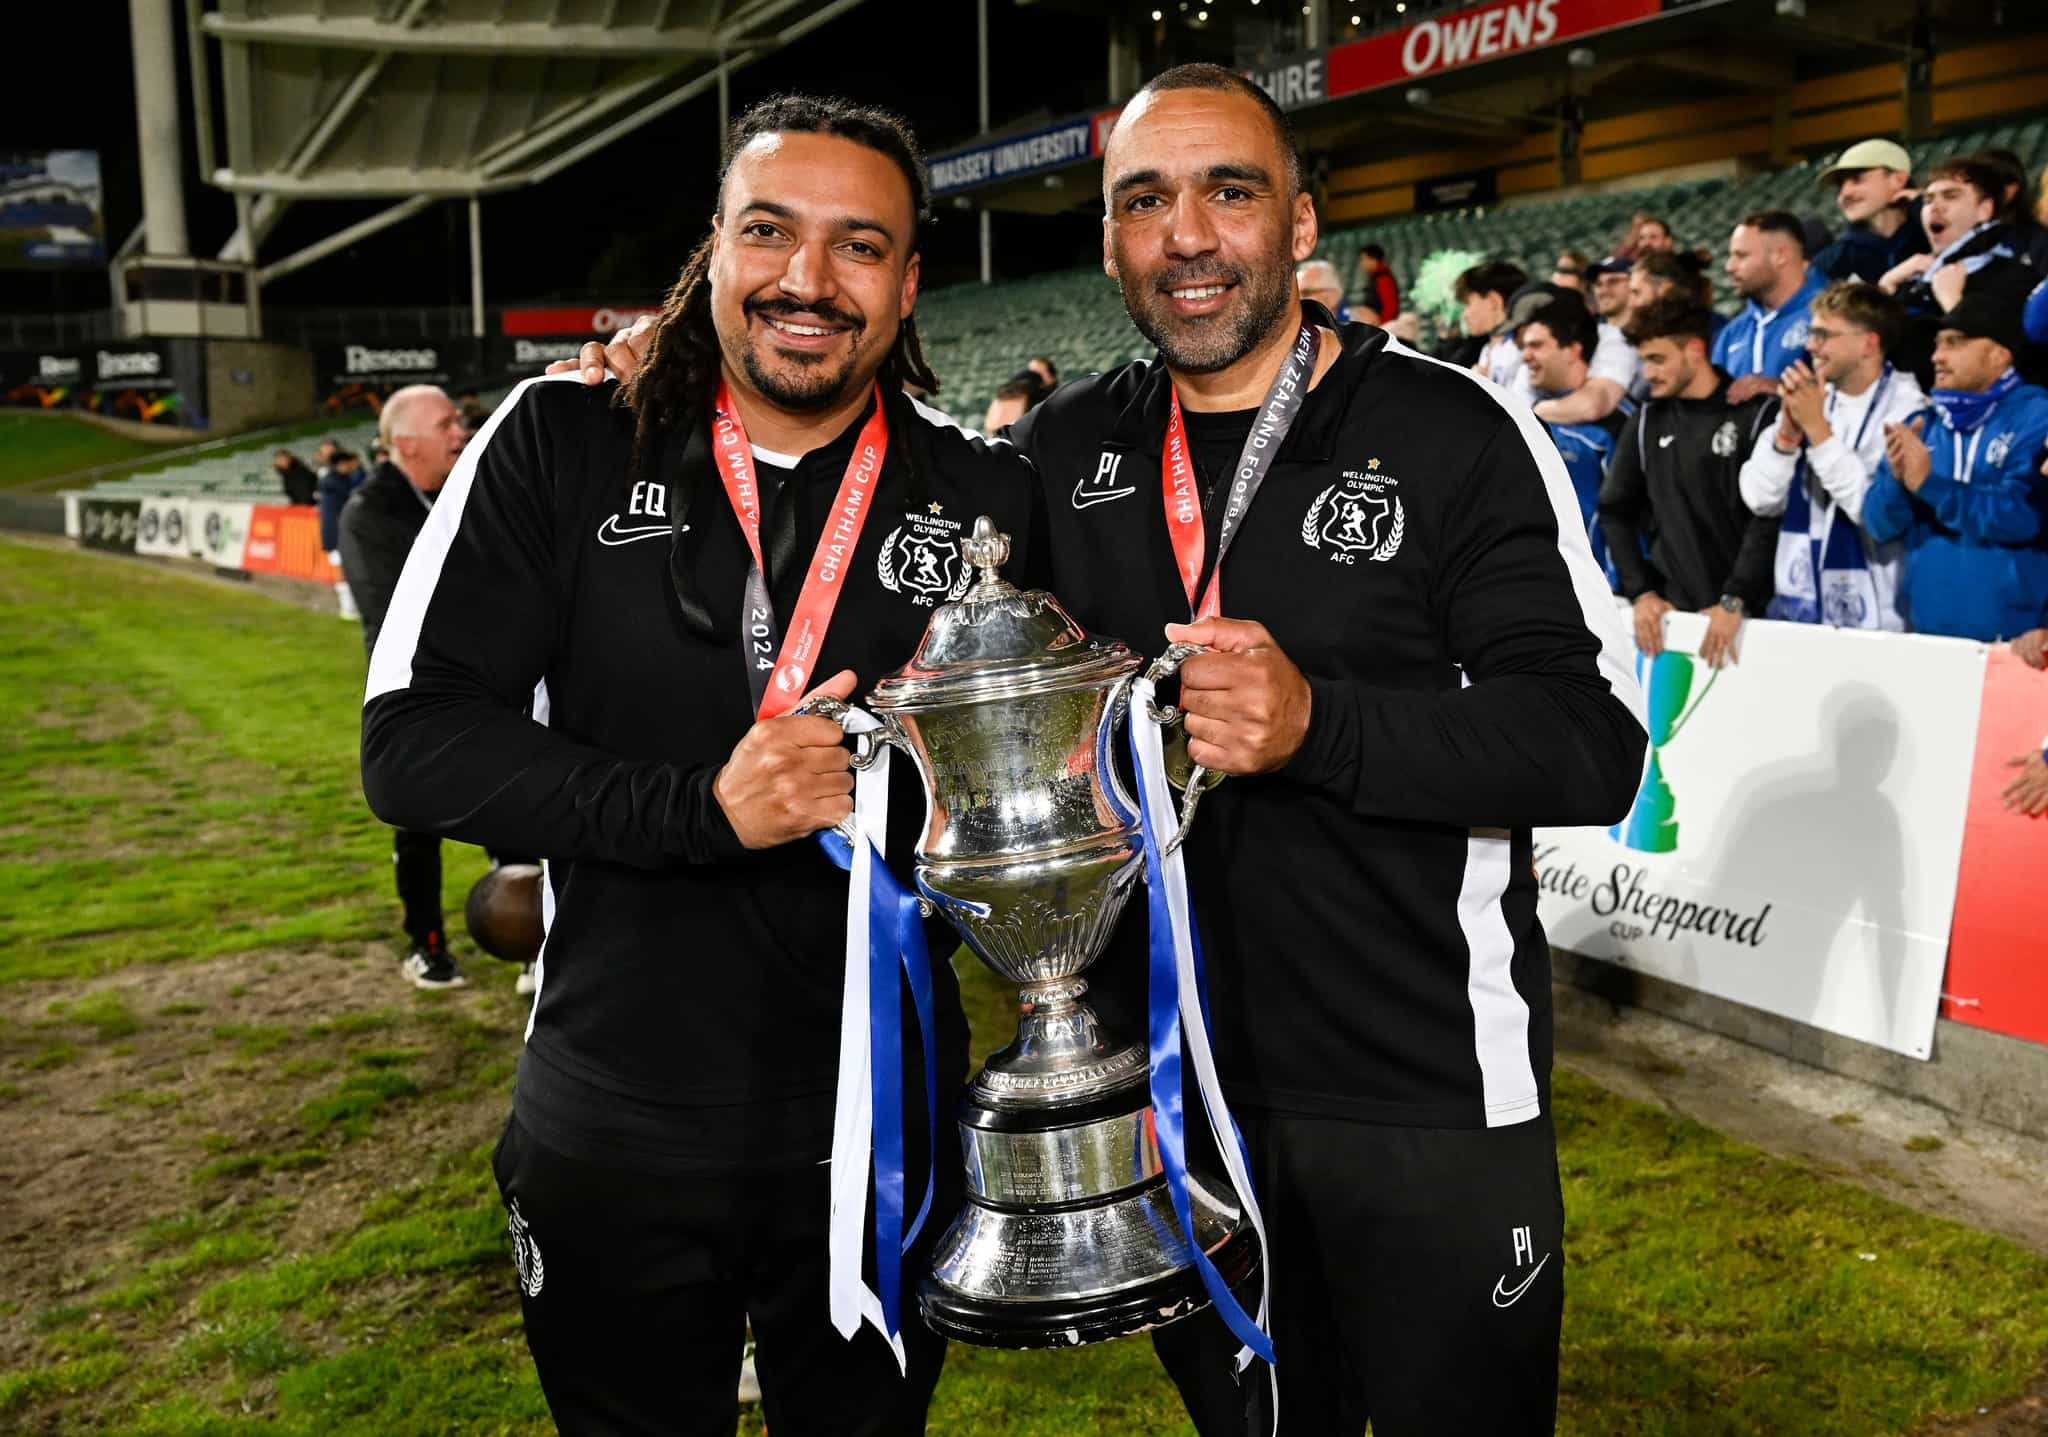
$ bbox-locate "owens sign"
[1328,0,1663,97]
[502,305,661,337]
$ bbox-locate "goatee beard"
[740,345,859,412]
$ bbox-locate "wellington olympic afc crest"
[1301,457,1404,564]
[877,502,966,606]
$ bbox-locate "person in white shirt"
[1456,259,1530,391]
[1527,257,1641,423]
[1738,281,1926,630]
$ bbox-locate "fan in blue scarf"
[1931,366,2022,434]
[1768,366,1900,629]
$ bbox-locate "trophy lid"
[869,516,1140,712]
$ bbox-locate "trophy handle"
[1140,643,1225,860]
[791,694,907,849]
[791,694,894,772]
[1098,674,1144,829]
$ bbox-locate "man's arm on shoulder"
[1283,404,1647,828]
[1533,378,1623,426]
[360,380,745,869]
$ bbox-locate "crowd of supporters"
[1348,136,2048,663]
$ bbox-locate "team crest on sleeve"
[1301,458,1403,564]
[877,503,964,606]
[1711,420,1740,458]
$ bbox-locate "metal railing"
[0,310,121,348]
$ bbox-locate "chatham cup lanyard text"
[1161,319,1319,620]
[711,378,890,719]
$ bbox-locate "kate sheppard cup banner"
[1537,612,1985,1060]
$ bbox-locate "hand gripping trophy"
[808,517,1268,1356]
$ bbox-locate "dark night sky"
[1,0,1160,316]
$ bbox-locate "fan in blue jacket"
[1862,288,2048,640]
[1713,212,1829,386]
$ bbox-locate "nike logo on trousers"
[1492,1252,1550,1308]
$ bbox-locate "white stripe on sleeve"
[365,373,579,704]
[1385,337,1648,737]
[1458,826,1540,1126]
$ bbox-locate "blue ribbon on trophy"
[817,704,937,1367]
[1127,674,1279,1387]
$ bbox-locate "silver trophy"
[813,516,1257,1349]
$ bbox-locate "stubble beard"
[1116,226,1297,374]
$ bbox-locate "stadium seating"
[78,420,382,501]
[914,118,2048,424]
[74,382,515,501]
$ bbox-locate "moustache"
[745,296,864,331]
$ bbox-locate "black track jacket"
[1597,373,1780,612]
[1008,316,1647,1129]
[337,461,434,660]
[358,375,1034,1172]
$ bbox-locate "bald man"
[339,385,479,988]
[1295,258,1353,324]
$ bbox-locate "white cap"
[1820,139,1912,184]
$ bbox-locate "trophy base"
[923,980,1261,1349]
[917,1217,1260,1348]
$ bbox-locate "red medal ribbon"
[1161,386,1217,619]
[1159,320,1320,622]
[712,379,889,718]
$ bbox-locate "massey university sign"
[923,1,1726,196]
[1537,612,1986,1061]
[927,117,1105,198]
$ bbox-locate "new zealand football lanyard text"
[711,380,888,718]
[1161,319,1319,619]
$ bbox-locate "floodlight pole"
[469,197,486,340]
[978,0,991,286]
[718,43,730,141]
[131,0,191,257]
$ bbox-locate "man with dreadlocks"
[358,94,1034,1434]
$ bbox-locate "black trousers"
[391,827,443,945]
[390,832,537,947]
[1152,1110,1565,1437]
[491,1116,948,1437]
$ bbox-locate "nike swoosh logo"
[1071,479,1136,510]
[596,515,675,546]
[1492,1253,1551,1308]
[1657,434,1675,448]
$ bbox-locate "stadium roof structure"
[190,0,870,284]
